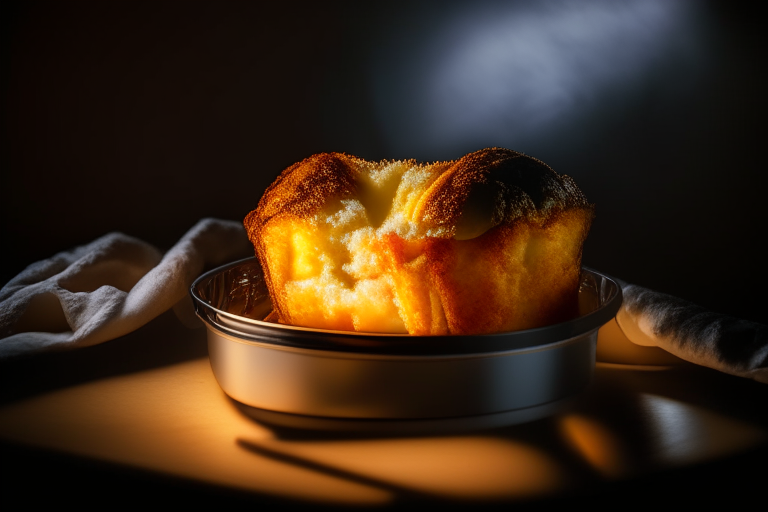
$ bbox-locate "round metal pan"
[190,257,622,432]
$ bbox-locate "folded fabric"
[0,218,252,359]
[1,220,766,384]
[615,282,768,384]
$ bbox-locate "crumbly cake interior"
[245,148,593,335]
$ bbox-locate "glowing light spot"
[639,393,766,466]
[371,0,707,158]
[559,414,629,478]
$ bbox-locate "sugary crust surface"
[244,148,594,335]
[245,153,359,238]
[415,148,589,233]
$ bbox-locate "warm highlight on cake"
[244,148,593,335]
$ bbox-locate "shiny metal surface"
[191,258,622,424]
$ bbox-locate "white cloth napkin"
[0,218,252,359]
[615,282,768,384]
[1,220,766,384]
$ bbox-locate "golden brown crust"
[244,148,594,335]
[244,153,361,318]
[244,152,359,241]
[416,148,590,233]
[246,148,591,244]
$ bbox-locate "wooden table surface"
[1,310,767,511]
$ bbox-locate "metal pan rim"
[190,257,622,356]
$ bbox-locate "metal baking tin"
[191,257,622,431]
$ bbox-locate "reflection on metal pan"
[191,257,622,431]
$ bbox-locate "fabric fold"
[0,218,252,359]
[615,282,768,384]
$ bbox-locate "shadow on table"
[0,310,207,405]
[230,362,768,507]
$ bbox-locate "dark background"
[1,1,767,508]
[2,0,767,326]
[2,0,766,327]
